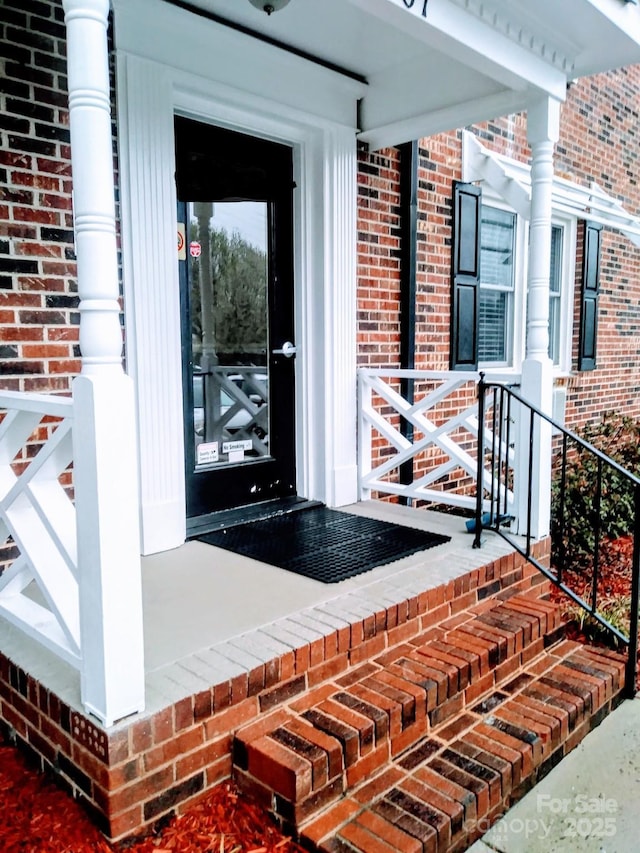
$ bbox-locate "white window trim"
[478,192,576,376]
[479,195,526,372]
[551,212,577,376]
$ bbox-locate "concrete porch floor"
[0,501,518,727]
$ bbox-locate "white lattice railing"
[358,369,517,514]
[197,365,269,455]
[0,391,80,667]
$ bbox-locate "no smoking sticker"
[177,223,186,260]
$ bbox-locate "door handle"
[272,341,297,358]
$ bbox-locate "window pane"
[189,201,271,469]
[549,225,563,364]
[479,206,515,364]
[479,290,507,362]
[481,208,515,288]
[550,226,562,294]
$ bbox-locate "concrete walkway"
[468,696,640,853]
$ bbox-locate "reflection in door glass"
[189,201,271,469]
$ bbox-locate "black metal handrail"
[475,375,640,698]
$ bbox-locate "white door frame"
[114,0,362,553]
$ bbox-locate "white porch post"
[63,0,145,725]
[517,95,560,539]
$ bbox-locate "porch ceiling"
[162,0,640,148]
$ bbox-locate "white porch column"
[517,95,560,539]
[63,0,145,725]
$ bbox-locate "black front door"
[175,117,297,522]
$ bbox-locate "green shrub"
[563,595,631,649]
[551,412,640,572]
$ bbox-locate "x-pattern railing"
[358,369,516,514]
[199,366,269,455]
[0,392,80,667]
[215,367,268,453]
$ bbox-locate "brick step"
[233,592,573,832]
[301,641,626,852]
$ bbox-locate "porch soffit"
[159,0,640,148]
[462,130,640,248]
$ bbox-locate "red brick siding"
[0,0,79,391]
[414,134,459,372]
[560,70,640,427]
[357,144,402,369]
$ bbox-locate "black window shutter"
[578,221,602,371]
[450,181,481,370]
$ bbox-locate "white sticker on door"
[222,440,253,454]
[197,441,219,465]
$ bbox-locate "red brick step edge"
[233,592,625,851]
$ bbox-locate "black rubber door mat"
[197,506,450,583]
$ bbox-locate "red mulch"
[549,535,633,624]
[550,534,639,690]
[550,535,634,602]
[0,741,305,853]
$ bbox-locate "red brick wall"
[0,0,79,393]
[414,133,461,372]
[357,144,402,369]
[559,69,640,427]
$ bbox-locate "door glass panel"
[188,201,271,469]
